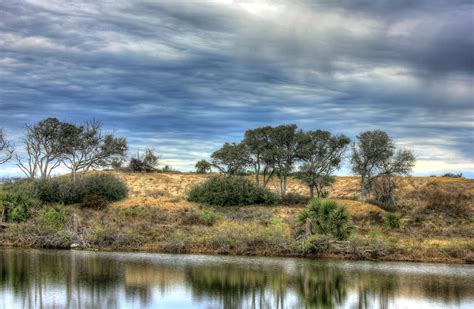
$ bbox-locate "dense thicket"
[35,173,128,204]
[187,176,279,206]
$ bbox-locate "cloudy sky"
[0,0,473,177]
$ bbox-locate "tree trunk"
[1,208,6,223]
[279,176,283,197]
[309,185,314,199]
[361,177,368,202]
[283,174,287,196]
[255,161,260,186]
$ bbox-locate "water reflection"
[0,249,473,308]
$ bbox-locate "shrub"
[367,199,397,212]
[345,235,392,260]
[187,176,279,206]
[1,189,38,222]
[368,210,384,224]
[3,223,74,249]
[421,182,470,217]
[384,213,401,229]
[79,174,128,202]
[280,192,310,205]
[441,173,463,178]
[35,177,81,204]
[35,173,128,205]
[38,205,70,228]
[118,206,151,218]
[178,208,219,226]
[128,148,159,172]
[199,208,218,226]
[81,194,108,209]
[298,199,352,240]
[87,226,141,247]
[298,234,333,255]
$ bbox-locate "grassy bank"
[1,172,473,264]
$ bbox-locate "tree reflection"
[294,265,347,308]
[185,264,288,309]
[0,250,473,308]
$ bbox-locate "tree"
[129,148,159,172]
[62,119,128,181]
[195,159,211,174]
[16,118,69,179]
[210,142,249,175]
[243,126,275,186]
[0,129,14,165]
[297,130,350,198]
[269,124,300,196]
[351,130,415,202]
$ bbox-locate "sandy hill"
[111,172,474,217]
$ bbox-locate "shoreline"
[0,244,470,265]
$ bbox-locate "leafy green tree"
[351,130,415,201]
[210,142,249,175]
[297,130,350,198]
[16,118,70,179]
[195,159,212,174]
[243,126,275,186]
[269,124,300,196]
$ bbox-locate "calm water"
[0,249,473,308]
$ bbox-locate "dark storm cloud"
[0,0,472,176]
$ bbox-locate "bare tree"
[63,119,128,181]
[0,129,14,165]
[129,148,159,172]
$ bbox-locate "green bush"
[298,199,352,240]
[187,176,279,206]
[38,205,70,228]
[199,208,218,226]
[384,213,401,229]
[1,189,38,222]
[280,192,310,205]
[35,173,128,205]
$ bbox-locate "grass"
[0,171,473,263]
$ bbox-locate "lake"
[0,249,473,308]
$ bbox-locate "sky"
[0,0,473,177]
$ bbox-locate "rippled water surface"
[0,249,473,308]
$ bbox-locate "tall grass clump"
[187,176,279,206]
[384,213,401,229]
[298,199,352,241]
[35,173,128,205]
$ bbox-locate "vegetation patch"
[35,173,128,205]
[187,176,279,206]
[298,199,353,241]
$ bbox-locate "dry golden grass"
[111,171,474,216]
[4,171,471,263]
